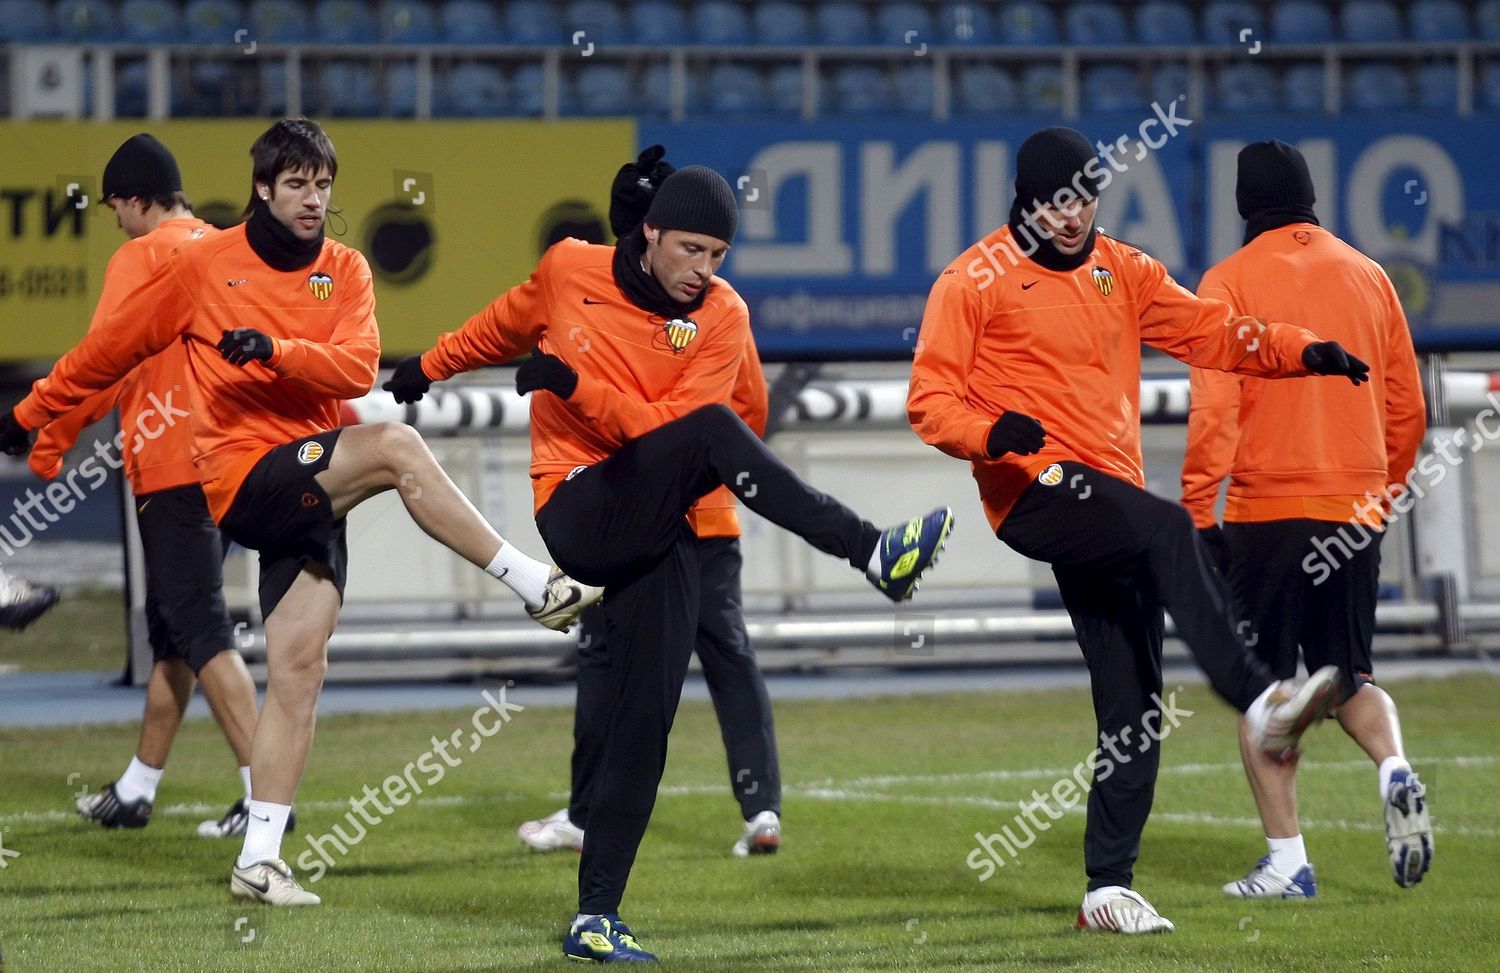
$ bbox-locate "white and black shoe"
[0,573,58,630]
[1385,769,1433,888]
[230,857,320,906]
[526,568,602,633]
[198,799,298,838]
[75,782,152,829]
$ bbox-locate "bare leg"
[1333,683,1404,765]
[198,650,260,767]
[1237,714,1301,839]
[136,659,195,768]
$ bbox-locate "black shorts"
[1225,518,1381,694]
[136,483,234,672]
[219,429,348,619]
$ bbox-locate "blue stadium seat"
[753,2,810,46]
[323,61,380,115]
[1283,62,1325,110]
[830,64,891,114]
[1019,63,1063,110]
[998,2,1058,44]
[706,63,767,114]
[384,0,436,42]
[385,62,417,115]
[1136,2,1195,45]
[184,0,242,44]
[566,1,626,46]
[818,2,875,45]
[1271,2,1336,43]
[1340,1,1402,42]
[512,62,547,114]
[1477,1,1500,40]
[317,0,377,43]
[939,3,994,44]
[443,61,509,116]
[1414,63,1457,111]
[955,63,1016,114]
[1202,1,1262,44]
[1083,64,1139,110]
[0,0,53,40]
[1217,62,1277,111]
[1482,61,1500,109]
[1409,1,1469,41]
[1346,63,1409,110]
[876,3,934,47]
[506,0,557,43]
[184,60,234,114]
[259,59,318,113]
[121,0,179,41]
[768,62,810,113]
[892,62,934,113]
[56,0,114,41]
[254,0,310,43]
[1065,3,1129,45]
[573,63,631,114]
[116,61,149,116]
[629,0,687,45]
[692,1,749,44]
[1149,62,1190,107]
[442,0,503,43]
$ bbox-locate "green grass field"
[1,672,1496,972]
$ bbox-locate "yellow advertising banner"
[0,119,633,362]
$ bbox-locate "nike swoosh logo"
[250,812,271,822]
[1021,281,1039,290]
[582,297,606,305]
[241,874,271,894]
[550,586,582,612]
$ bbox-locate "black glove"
[383,355,434,404]
[1302,341,1370,386]
[1198,524,1231,577]
[986,410,1046,458]
[515,350,578,400]
[0,408,32,457]
[218,328,274,366]
[610,144,675,239]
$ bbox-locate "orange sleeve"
[13,252,197,431]
[265,252,380,398]
[907,273,997,462]
[420,256,549,381]
[732,335,769,437]
[1181,367,1244,528]
[1134,256,1319,378]
[1379,276,1426,490]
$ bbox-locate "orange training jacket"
[908,225,1322,533]
[420,238,755,530]
[1181,224,1426,528]
[30,216,216,495]
[14,223,380,523]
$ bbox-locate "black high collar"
[611,227,709,319]
[1007,198,1097,273]
[244,196,324,272]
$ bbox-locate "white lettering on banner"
[1095,153,1184,269]
[859,142,962,276]
[973,141,1009,241]
[734,142,853,276]
[1347,135,1463,265]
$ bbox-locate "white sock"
[236,800,291,868]
[115,756,163,804]
[1267,834,1308,874]
[485,542,552,608]
[865,547,881,577]
[1378,756,1412,800]
[239,766,253,801]
[573,912,604,926]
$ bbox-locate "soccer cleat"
[1385,769,1433,888]
[517,807,584,853]
[0,573,59,630]
[732,809,781,858]
[528,568,603,633]
[1077,887,1175,934]
[197,799,298,839]
[563,914,657,963]
[1252,664,1341,760]
[1222,856,1318,899]
[230,857,321,907]
[75,782,152,829]
[869,507,954,602]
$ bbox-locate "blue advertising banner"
[643,115,1485,357]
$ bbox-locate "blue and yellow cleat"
[563,914,657,964]
[869,507,954,602]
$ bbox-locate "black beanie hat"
[643,165,738,245]
[102,133,182,201]
[1236,140,1315,219]
[1015,126,1101,207]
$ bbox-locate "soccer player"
[0,566,57,630]
[384,163,952,962]
[908,126,1369,934]
[518,147,784,863]
[0,118,597,906]
[1181,140,1431,897]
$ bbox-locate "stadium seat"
[998,2,1058,45]
[1283,62,1326,111]
[506,0,557,43]
[1270,1,1336,43]
[706,63,767,114]
[116,61,150,116]
[637,60,674,114]
[1149,62,1190,107]
[384,0,437,43]
[566,1,626,46]
[0,0,53,40]
[1409,1,1469,41]
[384,61,417,115]
[830,64,891,115]
[1136,2,1195,45]
[323,60,380,115]
[876,3,934,47]
[1217,62,1277,111]
[185,60,235,115]
[442,0,503,43]
[768,61,810,114]
[818,2,875,45]
[1414,62,1457,111]
[259,59,318,112]
[954,63,1016,114]
[253,0,310,43]
[753,2,810,46]
[317,0,377,43]
[511,61,547,114]
[573,63,631,114]
[629,0,687,46]
[1202,1,1262,44]
[55,0,114,41]
[1345,62,1409,110]
[938,3,993,44]
[1083,64,1140,110]
[1019,63,1063,111]
[121,0,180,41]
[1065,3,1130,45]
[692,1,749,45]
[184,0,242,44]
[1340,1,1402,42]
[1482,61,1500,109]
[1479,1,1500,41]
[442,61,510,116]
[892,62,935,114]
